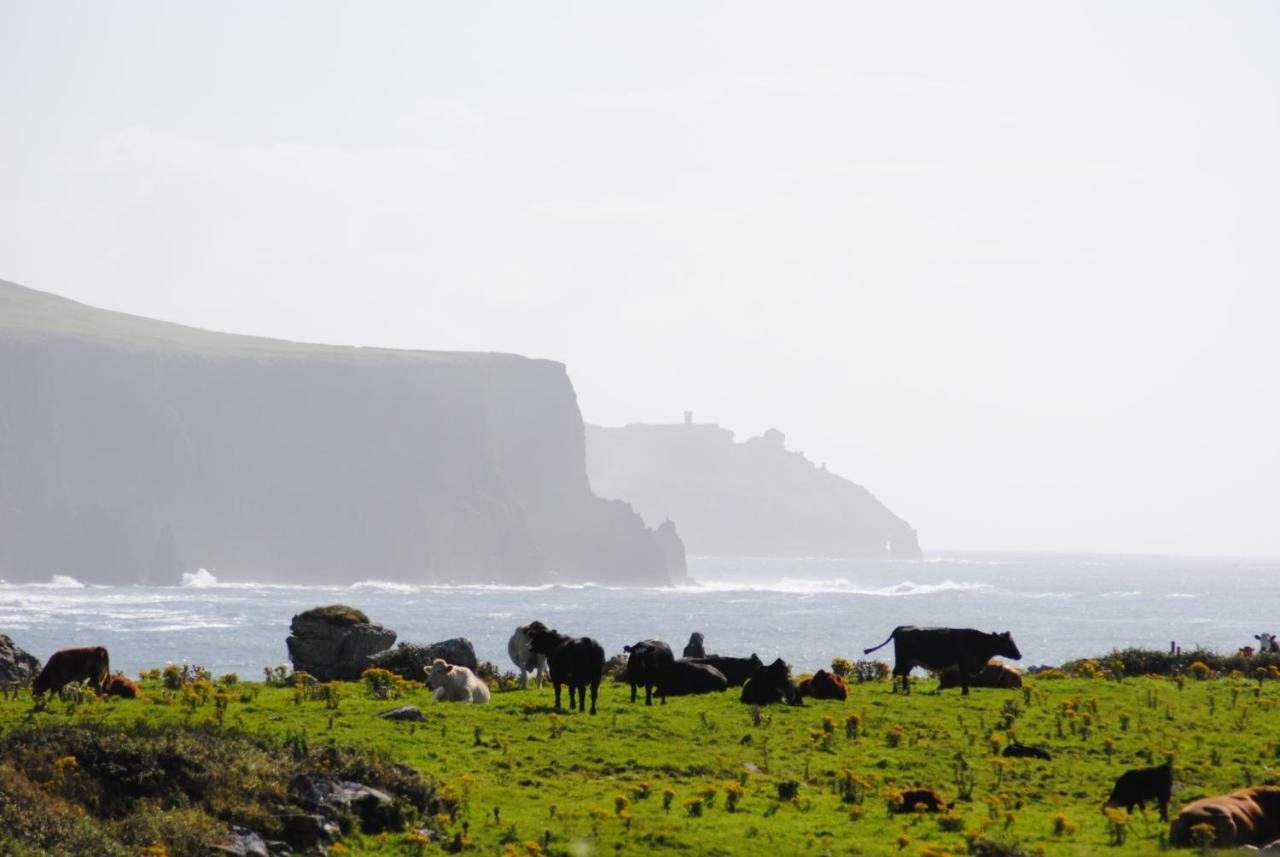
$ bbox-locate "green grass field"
[3,668,1279,856]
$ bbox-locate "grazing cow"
[682,632,706,659]
[797,669,848,701]
[937,661,1022,691]
[891,789,951,813]
[102,674,140,699]
[623,640,675,705]
[740,658,802,706]
[685,654,763,687]
[32,646,110,696]
[863,627,1022,695]
[508,621,549,689]
[527,625,606,715]
[1003,743,1052,761]
[425,659,491,704]
[1169,786,1280,847]
[660,660,728,697]
[1104,762,1172,821]
[1256,633,1280,654]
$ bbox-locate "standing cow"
[623,640,675,705]
[508,621,550,689]
[527,625,606,715]
[864,627,1022,695]
[32,647,111,696]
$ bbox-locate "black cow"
[863,626,1022,695]
[1105,762,1172,821]
[32,646,111,696]
[1003,743,1052,761]
[660,660,728,697]
[686,654,763,687]
[623,640,675,705]
[527,626,606,715]
[682,632,706,659]
[740,658,802,706]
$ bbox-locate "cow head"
[1255,633,1278,653]
[688,632,704,646]
[994,632,1022,660]
[526,624,562,656]
[748,654,763,671]
[425,658,453,688]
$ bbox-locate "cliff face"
[586,421,922,559]
[0,280,676,586]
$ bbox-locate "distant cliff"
[586,419,921,559]
[0,280,679,586]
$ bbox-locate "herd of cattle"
[22,623,1280,848]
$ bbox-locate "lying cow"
[891,789,951,813]
[685,654,763,687]
[798,669,848,701]
[527,625,605,714]
[1003,743,1052,761]
[740,658,802,706]
[508,621,549,689]
[624,640,675,705]
[938,660,1022,691]
[1104,762,1172,821]
[660,660,728,697]
[682,632,705,658]
[32,646,111,696]
[864,627,1022,695]
[425,659,491,704]
[1257,633,1279,655]
[103,673,140,699]
[1169,786,1280,847]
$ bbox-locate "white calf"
[425,658,490,704]
[508,622,548,689]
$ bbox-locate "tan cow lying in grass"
[1169,786,1280,847]
[425,659,490,704]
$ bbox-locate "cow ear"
[444,664,453,672]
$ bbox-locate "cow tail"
[863,630,896,655]
[98,646,110,690]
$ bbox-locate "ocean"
[2,553,1276,678]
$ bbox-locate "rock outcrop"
[286,606,396,681]
[0,279,680,586]
[368,638,478,677]
[587,419,921,559]
[0,635,41,682]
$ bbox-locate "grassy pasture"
[2,669,1279,856]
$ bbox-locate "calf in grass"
[425,659,490,704]
[890,789,952,814]
[1104,762,1172,821]
[623,640,675,705]
[528,625,605,714]
[103,674,140,699]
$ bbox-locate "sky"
[2,2,1278,557]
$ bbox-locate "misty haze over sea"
[3,553,1274,679]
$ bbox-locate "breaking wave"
[180,569,219,588]
[690,578,992,596]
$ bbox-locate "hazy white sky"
[3,2,1278,556]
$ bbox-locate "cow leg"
[553,682,563,710]
[568,685,578,711]
[659,684,666,705]
[589,681,599,715]
[630,682,638,703]
[1158,799,1167,822]
[518,669,528,690]
[961,675,970,696]
[644,683,652,706]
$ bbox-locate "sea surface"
[2,553,1276,678]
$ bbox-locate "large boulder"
[285,605,396,682]
[368,638,478,677]
[0,634,40,682]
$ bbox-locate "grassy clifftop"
[2,667,1278,855]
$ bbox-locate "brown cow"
[938,660,1021,690]
[103,673,140,699]
[32,646,110,696]
[891,789,951,813]
[1169,786,1280,847]
[798,669,848,701]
